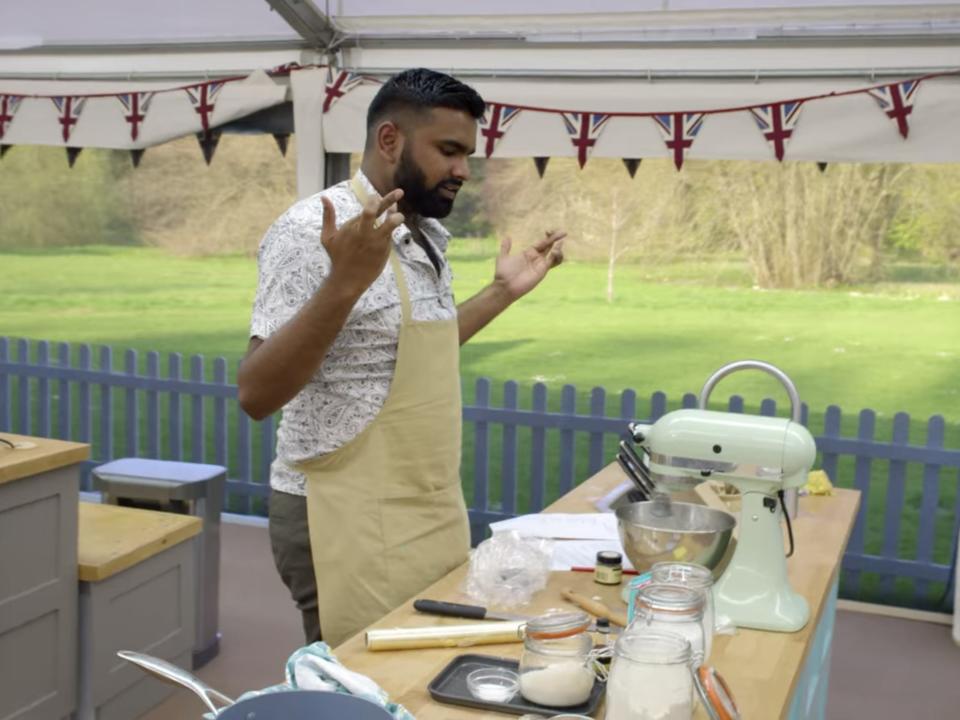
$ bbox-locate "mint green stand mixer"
[630,360,817,633]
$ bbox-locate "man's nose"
[452,157,470,182]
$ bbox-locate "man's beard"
[393,149,459,219]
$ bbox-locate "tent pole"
[291,66,327,199]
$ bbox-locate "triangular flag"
[185,81,224,134]
[867,80,921,139]
[748,101,804,162]
[533,157,550,178]
[479,103,522,158]
[196,129,222,165]
[117,92,155,141]
[817,162,829,173]
[561,112,611,168]
[622,158,642,178]
[272,133,290,157]
[130,149,145,167]
[323,70,363,113]
[51,97,87,143]
[65,146,82,167]
[0,95,23,141]
[653,113,705,171]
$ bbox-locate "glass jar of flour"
[651,561,715,663]
[631,584,707,667]
[605,630,694,720]
[518,610,596,708]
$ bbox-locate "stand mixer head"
[629,361,817,633]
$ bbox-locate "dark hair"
[366,68,485,136]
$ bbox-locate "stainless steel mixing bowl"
[615,501,736,574]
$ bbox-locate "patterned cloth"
[250,171,456,496]
[204,642,415,720]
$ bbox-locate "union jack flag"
[0,95,23,141]
[561,112,611,168]
[653,112,705,170]
[51,96,87,143]
[867,80,921,139]
[748,101,804,162]
[479,103,521,158]
[323,70,363,113]
[184,81,224,133]
[117,92,155,141]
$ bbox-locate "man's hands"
[321,189,405,298]
[492,229,566,302]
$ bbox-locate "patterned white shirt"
[250,171,457,496]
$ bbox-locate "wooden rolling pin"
[561,588,629,628]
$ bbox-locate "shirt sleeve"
[249,200,331,340]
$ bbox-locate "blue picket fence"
[1,336,958,609]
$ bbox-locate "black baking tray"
[427,653,604,717]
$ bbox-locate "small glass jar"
[631,584,707,667]
[595,550,623,585]
[651,561,715,663]
[605,629,694,720]
[519,610,596,708]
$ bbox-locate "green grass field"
[2,244,959,608]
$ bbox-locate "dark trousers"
[268,489,321,644]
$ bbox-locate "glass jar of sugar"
[519,610,596,708]
[651,561,715,663]
[631,584,707,667]
[605,629,694,720]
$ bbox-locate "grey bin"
[92,458,225,669]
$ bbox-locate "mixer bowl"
[615,501,736,575]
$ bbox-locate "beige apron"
[297,176,471,647]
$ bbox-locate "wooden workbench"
[78,502,201,582]
[334,463,860,719]
[0,433,89,720]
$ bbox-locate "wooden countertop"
[0,433,89,485]
[78,502,202,582]
[333,463,860,719]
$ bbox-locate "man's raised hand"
[320,189,405,297]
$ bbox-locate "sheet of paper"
[549,539,636,571]
[489,512,620,540]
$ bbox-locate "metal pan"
[216,691,394,720]
[118,651,394,719]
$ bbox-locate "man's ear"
[375,120,405,165]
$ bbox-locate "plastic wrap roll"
[365,621,525,651]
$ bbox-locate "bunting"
[561,112,611,168]
[653,112,705,170]
[749,101,804,162]
[323,70,363,113]
[867,80,921,139]
[0,95,23,141]
[0,66,951,169]
[480,103,522,158]
[51,96,86,143]
[184,81,224,134]
[117,92,155,141]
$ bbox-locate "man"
[238,68,565,647]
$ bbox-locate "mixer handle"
[698,360,802,423]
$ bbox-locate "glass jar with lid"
[631,584,707,667]
[605,629,694,720]
[651,561,715,662]
[519,610,596,708]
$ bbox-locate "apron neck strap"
[350,172,412,323]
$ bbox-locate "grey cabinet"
[1,449,84,720]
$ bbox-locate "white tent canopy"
[1,1,959,197]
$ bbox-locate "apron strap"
[388,251,413,324]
